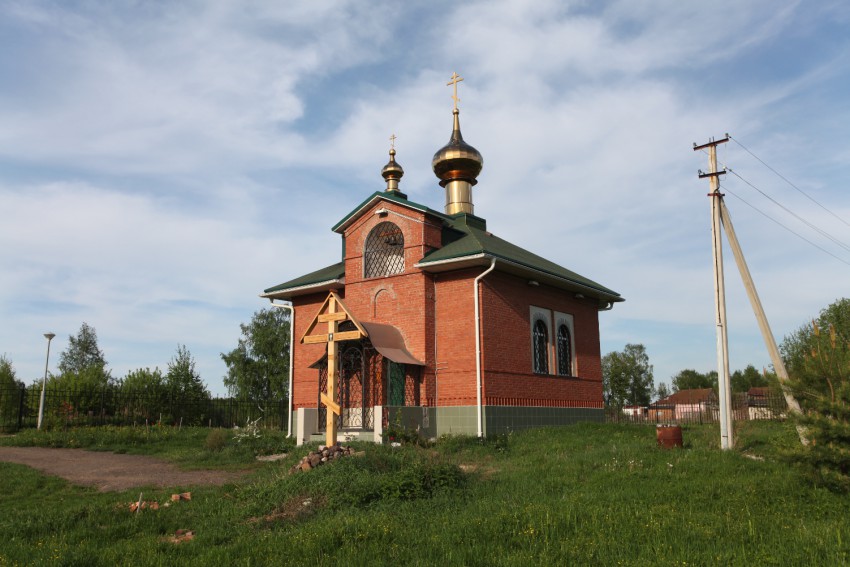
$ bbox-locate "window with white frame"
[555,311,575,377]
[530,306,551,374]
[532,319,549,374]
[530,307,575,376]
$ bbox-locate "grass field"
[1,421,848,566]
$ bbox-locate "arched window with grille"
[557,324,572,376]
[364,221,405,278]
[532,318,549,374]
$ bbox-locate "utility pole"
[718,199,808,445]
[694,136,734,449]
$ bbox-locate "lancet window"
[557,324,572,376]
[532,318,549,374]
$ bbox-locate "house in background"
[621,405,647,418]
[262,77,623,444]
[747,386,784,420]
[649,388,718,422]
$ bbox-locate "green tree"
[221,308,290,402]
[780,298,850,492]
[653,381,671,401]
[781,298,850,401]
[166,345,209,400]
[165,345,209,426]
[120,367,168,421]
[121,367,166,394]
[671,369,717,392]
[0,355,21,389]
[730,364,770,393]
[53,323,112,391]
[602,344,654,408]
[788,381,850,492]
[41,325,113,423]
[57,323,108,377]
[1,355,24,430]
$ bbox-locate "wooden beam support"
[333,330,365,342]
[318,312,348,322]
[320,393,341,416]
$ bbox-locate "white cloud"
[0,1,399,174]
[1,0,848,395]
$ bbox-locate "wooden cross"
[300,292,367,446]
[447,72,464,110]
[389,134,397,150]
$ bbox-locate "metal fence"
[0,386,288,432]
[606,391,789,425]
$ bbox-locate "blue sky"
[2,1,849,396]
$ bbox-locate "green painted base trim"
[300,405,603,443]
[385,406,438,440]
[435,406,478,437]
[483,406,604,436]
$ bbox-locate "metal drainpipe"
[474,258,497,438]
[270,300,295,437]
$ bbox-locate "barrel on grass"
[656,424,683,448]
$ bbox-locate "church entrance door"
[318,342,376,431]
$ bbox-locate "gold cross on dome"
[389,134,397,150]
[447,72,464,110]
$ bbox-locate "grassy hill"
[1,421,847,566]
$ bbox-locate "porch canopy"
[309,320,424,367]
[360,321,425,366]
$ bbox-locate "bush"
[782,317,850,492]
[787,383,850,492]
[278,445,466,511]
[205,429,229,452]
[384,411,428,446]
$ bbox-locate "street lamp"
[36,333,56,430]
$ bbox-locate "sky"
[2,0,849,396]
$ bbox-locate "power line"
[720,182,850,268]
[728,134,850,229]
[726,168,850,253]
[700,147,850,254]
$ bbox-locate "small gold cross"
[389,134,397,150]
[447,72,464,110]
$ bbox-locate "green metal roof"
[262,261,344,296]
[266,192,622,303]
[332,191,447,233]
[417,216,622,301]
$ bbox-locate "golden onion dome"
[381,148,404,182]
[381,146,405,195]
[431,109,483,188]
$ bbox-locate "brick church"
[263,75,622,444]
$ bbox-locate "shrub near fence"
[0,386,288,432]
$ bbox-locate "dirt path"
[0,447,250,492]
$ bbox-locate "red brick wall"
[340,200,442,405]
[433,269,479,406]
[479,271,603,407]
[291,292,331,410]
[340,200,442,365]
[288,197,605,411]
